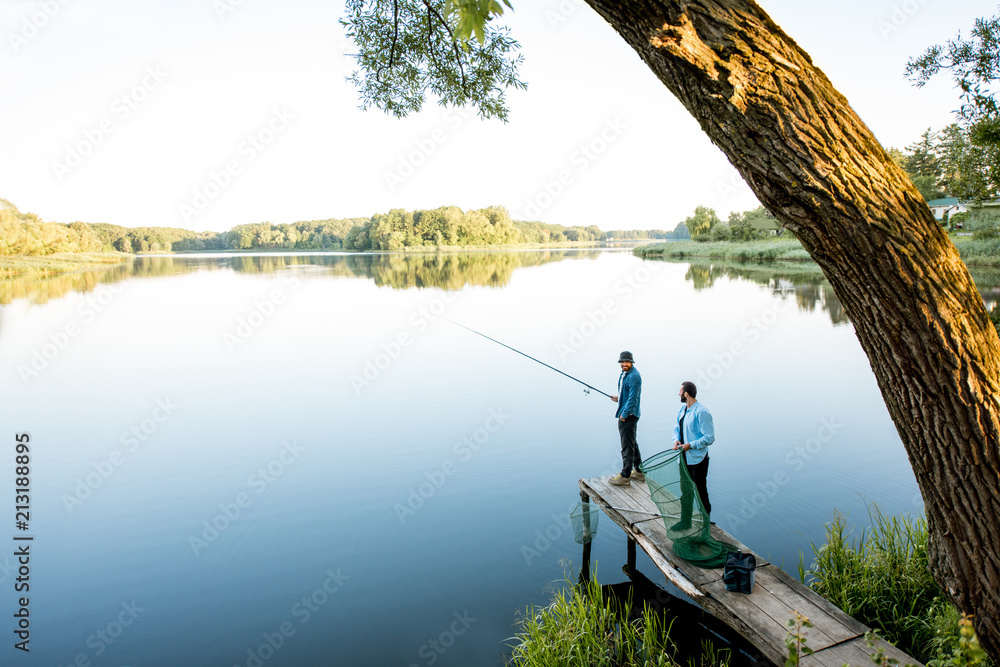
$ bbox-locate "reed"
[803,505,991,666]
[506,577,729,667]
[633,239,809,262]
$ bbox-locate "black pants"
[618,415,641,477]
[680,455,711,522]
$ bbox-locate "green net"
[569,501,600,544]
[639,449,738,567]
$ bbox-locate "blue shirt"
[615,367,641,419]
[673,401,714,465]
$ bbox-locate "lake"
[2,249,986,666]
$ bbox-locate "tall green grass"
[952,236,1000,266]
[802,505,991,667]
[0,251,131,278]
[634,238,810,262]
[506,577,729,667]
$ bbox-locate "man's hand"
[611,395,619,403]
[672,440,682,449]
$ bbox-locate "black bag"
[723,551,756,594]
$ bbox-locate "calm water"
[1,249,988,666]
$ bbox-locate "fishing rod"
[444,318,613,398]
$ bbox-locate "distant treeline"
[0,199,102,255]
[607,226,690,240]
[342,206,605,250]
[0,199,616,255]
[89,218,366,253]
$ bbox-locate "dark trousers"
[680,455,711,522]
[618,415,641,477]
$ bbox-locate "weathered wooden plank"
[707,567,842,649]
[631,531,705,599]
[579,474,924,667]
[802,636,923,667]
[767,566,869,638]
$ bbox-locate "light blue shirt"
[673,401,714,465]
[615,367,641,419]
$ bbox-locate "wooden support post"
[627,537,636,574]
[579,489,593,582]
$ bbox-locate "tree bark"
[581,0,1000,658]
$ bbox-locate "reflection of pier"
[578,476,923,667]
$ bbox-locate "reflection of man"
[671,381,714,528]
[609,351,642,486]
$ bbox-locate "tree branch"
[420,0,468,94]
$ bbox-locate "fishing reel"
[583,388,591,396]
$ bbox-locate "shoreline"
[0,252,132,279]
[634,235,1000,267]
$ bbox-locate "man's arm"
[688,409,715,450]
[620,374,640,417]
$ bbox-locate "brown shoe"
[631,470,645,483]
[609,473,631,486]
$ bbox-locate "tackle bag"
[723,551,756,594]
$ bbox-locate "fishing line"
[444,318,613,398]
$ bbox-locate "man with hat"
[610,351,642,486]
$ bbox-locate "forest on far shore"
[0,197,694,256]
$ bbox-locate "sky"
[0,0,990,232]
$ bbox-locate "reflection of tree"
[674,259,1000,328]
[678,260,851,325]
[0,263,134,305]
[684,265,716,291]
[0,250,602,304]
[357,251,596,289]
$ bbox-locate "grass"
[0,252,132,278]
[635,234,1000,267]
[951,236,1000,267]
[634,237,811,262]
[802,505,992,667]
[506,577,729,667]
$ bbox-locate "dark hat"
[618,351,634,363]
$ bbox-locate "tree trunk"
[581,0,1000,658]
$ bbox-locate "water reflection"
[683,261,850,326]
[681,259,1000,328]
[0,249,602,305]
[7,251,1000,332]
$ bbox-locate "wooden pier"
[579,475,922,667]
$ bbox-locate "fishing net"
[639,450,738,567]
[570,501,600,544]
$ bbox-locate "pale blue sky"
[0,0,988,231]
